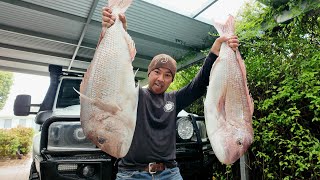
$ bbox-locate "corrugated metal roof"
[0,2,84,39]
[0,0,217,81]
[23,0,94,18]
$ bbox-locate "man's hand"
[98,7,127,46]
[211,36,239,56]
[102,7,127,31]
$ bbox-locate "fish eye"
[237,139,243,146]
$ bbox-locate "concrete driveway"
[0,155,32,180]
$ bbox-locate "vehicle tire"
[29,161,40,180]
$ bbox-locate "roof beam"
[135,77,145,81]
[68,0,100,71]
[192,0,218,18]
[0,24,96,49]
[135,54,153,61]
[0,43,91,62]
[0,42,151,73]
[0,56,51,67]
[0,48,89,70]
[0,65,49,76]
[0,59,49,76]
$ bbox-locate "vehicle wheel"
[29,161,40,180]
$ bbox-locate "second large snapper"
[204,16,254,164]
[78,0,138,158]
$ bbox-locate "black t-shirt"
[118,52,218,168]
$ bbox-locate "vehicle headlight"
[177,117,194,140]
[48,121,97,151]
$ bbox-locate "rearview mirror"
[14,94,31,116]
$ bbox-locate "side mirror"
[14,95,31,116]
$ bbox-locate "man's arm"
[175,52,218,113]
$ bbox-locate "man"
[101,7,239,180]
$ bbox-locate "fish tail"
[213,15,235,36]
[108,0,133,13]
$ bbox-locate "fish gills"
[79,0,138,158]
[204,15,254,165]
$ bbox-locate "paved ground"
[0,154,32,180]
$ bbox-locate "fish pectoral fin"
[73,87,121,115]
[73,87,93,102]
[217,93,227,120]
[134,68,139,77]
[93,99,122,115]
[124,32,136,61]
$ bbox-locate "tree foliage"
[170,0,320,178]
[0,71,13,111]
[236,1,320,179]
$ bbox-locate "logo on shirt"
[164,101,174,112]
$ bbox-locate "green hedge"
[0,126,34,159]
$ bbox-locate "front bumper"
[37,153,115,180]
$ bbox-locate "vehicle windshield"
[56,78,81,108]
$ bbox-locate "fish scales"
[204,15,254,165]
[79,0,138,158]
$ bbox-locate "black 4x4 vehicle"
[14,65,215,180]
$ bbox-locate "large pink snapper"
[204,15,254,165]
[78,0,138,158]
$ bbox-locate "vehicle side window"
[56,79,81,108]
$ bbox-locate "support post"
[240,153,249,180]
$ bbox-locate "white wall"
[0,115,40,131]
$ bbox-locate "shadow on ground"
[0,154,32,180]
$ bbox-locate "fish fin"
[134,68,139,77]
[74,87,93,103]
[217,92,227,120]
[124,32,137,61]
[74,87,121,115]
[236,51,254,114]
[108,0,133,13]
[213,15,235,36]
[236,51,247,80]
[93,99,122,115]
[249,95,254,115]
[80,64,92,94]
[97,27,107,47]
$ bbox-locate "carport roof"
[0,0,226,82]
